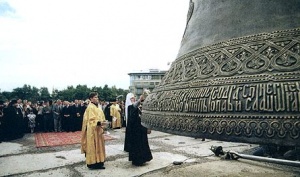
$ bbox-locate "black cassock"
[2,106,24,140]
[126,104,152,166]
[104,103,112,122]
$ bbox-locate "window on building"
[152,75,159,80]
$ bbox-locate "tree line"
[0,84,129,103]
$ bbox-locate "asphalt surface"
[0,128,300,177]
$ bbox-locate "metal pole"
[229,151,300,167]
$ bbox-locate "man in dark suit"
[61,101,73,132]
[72,99,82,131]
[53,99,63,132]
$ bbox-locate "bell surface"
[142,0,300,146]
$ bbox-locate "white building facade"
[128,69,166,98]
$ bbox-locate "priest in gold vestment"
[110,100,121,129]
[81,92,107,169]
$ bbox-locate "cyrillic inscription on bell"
[141,0,300,146]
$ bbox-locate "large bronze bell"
[142,0,300,146]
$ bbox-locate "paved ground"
[0,128,300,177]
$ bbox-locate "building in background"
[128,69,167,98]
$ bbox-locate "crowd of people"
[0,97,126,142]
[0,92,153,170]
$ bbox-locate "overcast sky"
[0,0,189,92]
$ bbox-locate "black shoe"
[87,163,105,170]
[95,162,105,169]
[96,166,105,169]
[132,162,144,166]
[87,165,97,170]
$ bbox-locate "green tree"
[40,87,51,101]
[7,85,41,103]
[0,90,11,101]
[30,86,40,103]
[11,87,26,100]
[101,84,113,101]
[0,84,129,103]
[74,85,91,100]
[58,86,75,101]
[51,88,59,101]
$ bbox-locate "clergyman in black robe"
[103,101,113,128]
[124,93,134,152]
[127,95,152,166]
[2,99,24,140]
